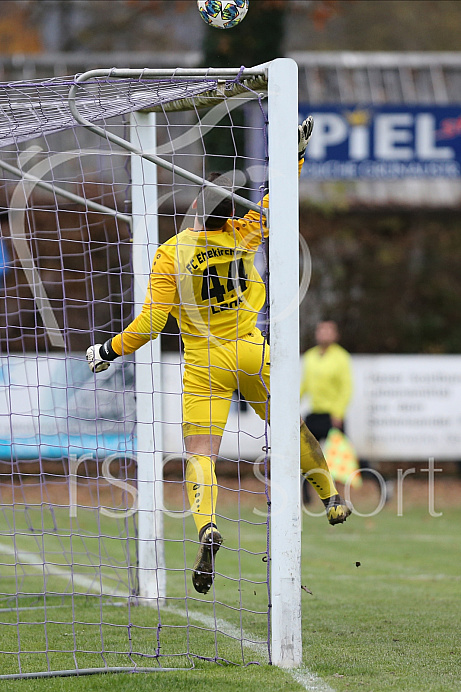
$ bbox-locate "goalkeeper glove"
[298,115,314,160]
[86,344,111,373]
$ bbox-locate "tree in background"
[200,0,286,174]
[2,1,461,57]
[300,208,461,354]
[202,0,286,69]
[200,0,352,172]
[0,1,42,53]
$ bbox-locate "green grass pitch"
[0,478,460,692]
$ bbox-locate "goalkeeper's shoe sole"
[323,495,352,525]
[192,527,223,594]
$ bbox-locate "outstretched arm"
[233,116,314,248]
[86,248,177,372]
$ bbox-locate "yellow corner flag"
[323,428,362,488]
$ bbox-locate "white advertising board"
[347,355,461,460]
[2,353,460,463]
[0,353,266,462]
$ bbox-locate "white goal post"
[66,58,302,667]
[69,58,302,668]
[267,58,302,668]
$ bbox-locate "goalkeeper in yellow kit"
[86,117,351,595]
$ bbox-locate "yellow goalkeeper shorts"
[182,328,270,438]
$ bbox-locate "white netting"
[0,71,268,149]
[0,76,217,147]
[0,70,271,679]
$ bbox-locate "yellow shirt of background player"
[300,343,353,420]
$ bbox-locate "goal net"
[0,61,301,679]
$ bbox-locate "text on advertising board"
[299,105,461,179]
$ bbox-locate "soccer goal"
[0,58,301,679]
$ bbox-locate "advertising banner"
[0,355,136,459]
[299,105,461,179]
[0,354,266,462]
[347,356,461,460]
[2,354,460,463]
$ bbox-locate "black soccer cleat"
[322,494,352,525]
[192,525,223,594]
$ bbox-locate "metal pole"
[268,58,302,668]
[68,71,268,217]
[0,158,131,226]
[130,111,166,604]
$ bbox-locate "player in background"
[301,320,391,505]
[86,117,351,595]
[300,320,353,504]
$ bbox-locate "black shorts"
[304,412,344,443]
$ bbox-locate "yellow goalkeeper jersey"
[111,159,303,356]
[111,194,268,355]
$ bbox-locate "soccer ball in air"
[197,0,249,29]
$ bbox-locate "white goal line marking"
[0,541,335,692]
[0,542,128,598]
[0,604,79,614]
[164,606,335,692]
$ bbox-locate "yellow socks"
[300,421,337,500]
[185,455,218,535]
[184,426,336,535]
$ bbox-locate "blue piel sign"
[300,105,461,179]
